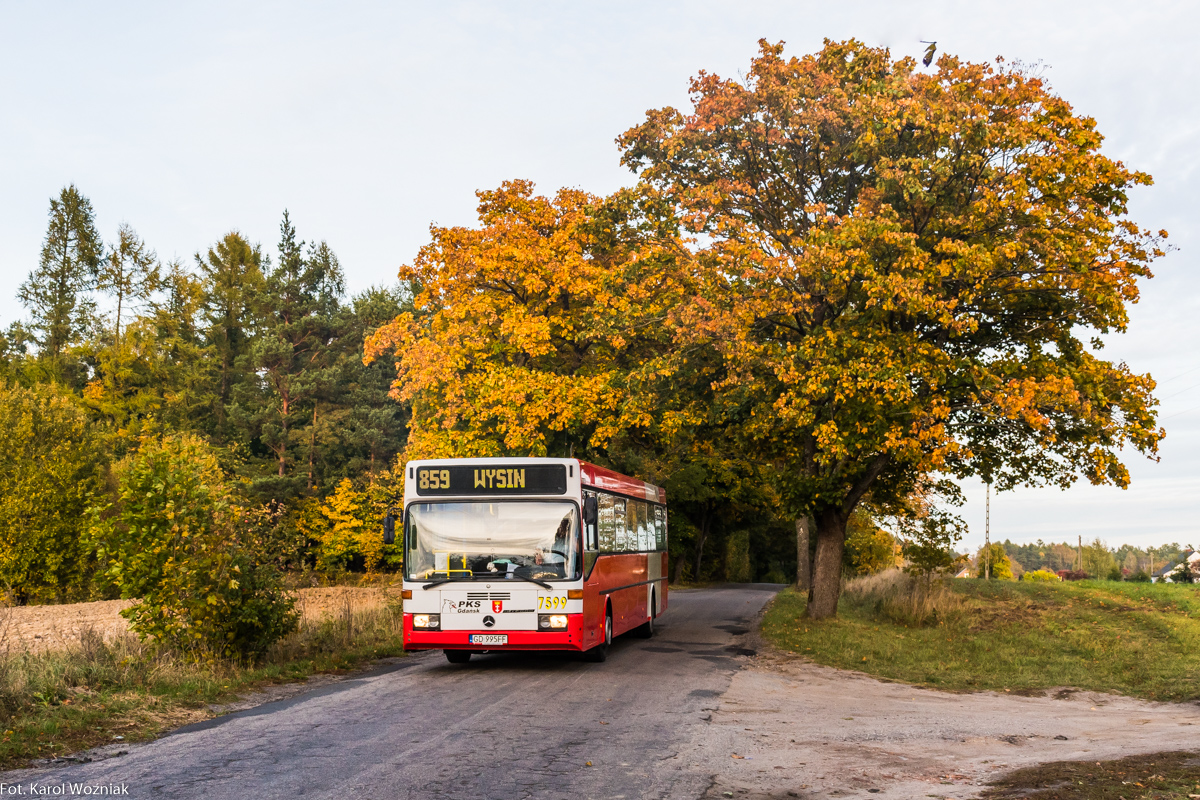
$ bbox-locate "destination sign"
[413,464,568,496]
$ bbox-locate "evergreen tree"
[197,232,264,432]
[231,213,344,496]
[328,286,411,480]
[18,185,103,376]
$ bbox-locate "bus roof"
[405,457,666,504]
[579,460,666,504]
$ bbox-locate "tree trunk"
[308,404,318,490]
[795,516,812,593]
[807,509,847,620]
[278,393,290,478]
[672,553,686,584]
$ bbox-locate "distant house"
[954,563,973,579]
[1152,550,1198,583]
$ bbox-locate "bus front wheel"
[583,608,612,663]
[444,650,471,664]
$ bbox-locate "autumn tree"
[366,181,692,461]
[974,543,1015,580]
[0,382,104,603]
[620,40,1164,618]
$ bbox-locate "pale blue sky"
[1,0,1196,551]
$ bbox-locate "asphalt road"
[6,584,781,800]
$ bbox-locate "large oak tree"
[620,40,1164,617]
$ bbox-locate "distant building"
[1152,549,1198,583]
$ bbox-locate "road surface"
[3,585,780,799]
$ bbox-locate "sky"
[1,0,1196,552]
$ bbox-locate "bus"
[387,457,667,663]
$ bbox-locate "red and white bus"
[390,457,667,663]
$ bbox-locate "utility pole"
[985,482,991,580]
[1078,535,1083,573]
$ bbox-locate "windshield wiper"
[421,576,472,590]
[511,576,553,590]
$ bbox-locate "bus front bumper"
[403,613,587,652]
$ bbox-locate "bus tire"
[633,590,656,638]
[583,607,612,663]
[444,650,471,664]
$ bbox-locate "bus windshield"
[405,501,580,582]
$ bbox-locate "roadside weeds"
[0,590,406,771]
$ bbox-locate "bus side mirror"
[583,496,598,527]
[383,513,397,545]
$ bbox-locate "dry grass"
[0,586,401,654]
[0,589,406,769]
[841,569,964,626]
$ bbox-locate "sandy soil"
[690,649,1200,799]
[0,587,402,654]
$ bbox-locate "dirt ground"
[691,649,1200,799]
[0,587,401,654]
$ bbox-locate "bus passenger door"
[582,491,601,647]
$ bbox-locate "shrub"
[91,434,297,661]
[1128,570,1152,583]
[1024,569,1061,583]
[1106,565,1124,581]
[1057,569,1090,581]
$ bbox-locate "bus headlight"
[413,614,440,630]
[539,614,568,629]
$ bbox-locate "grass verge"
[981,750,1200,799]
[761,571,1200,700]
[0,595,405,771]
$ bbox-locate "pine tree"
[18,185,103,369]
[197,232,264,431]
[231,213,344,497]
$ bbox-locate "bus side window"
[654,505,665,551]
[614,498,627,551]
[637,500,650,552]
[626,500,638,552]
[598,493,616,552]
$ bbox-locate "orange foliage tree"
[619,40,1165,618]
[365,180,696,462]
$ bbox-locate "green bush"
[91,434,297,661]
[1024,568,1061,583]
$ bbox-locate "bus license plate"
[470,634,508,645]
